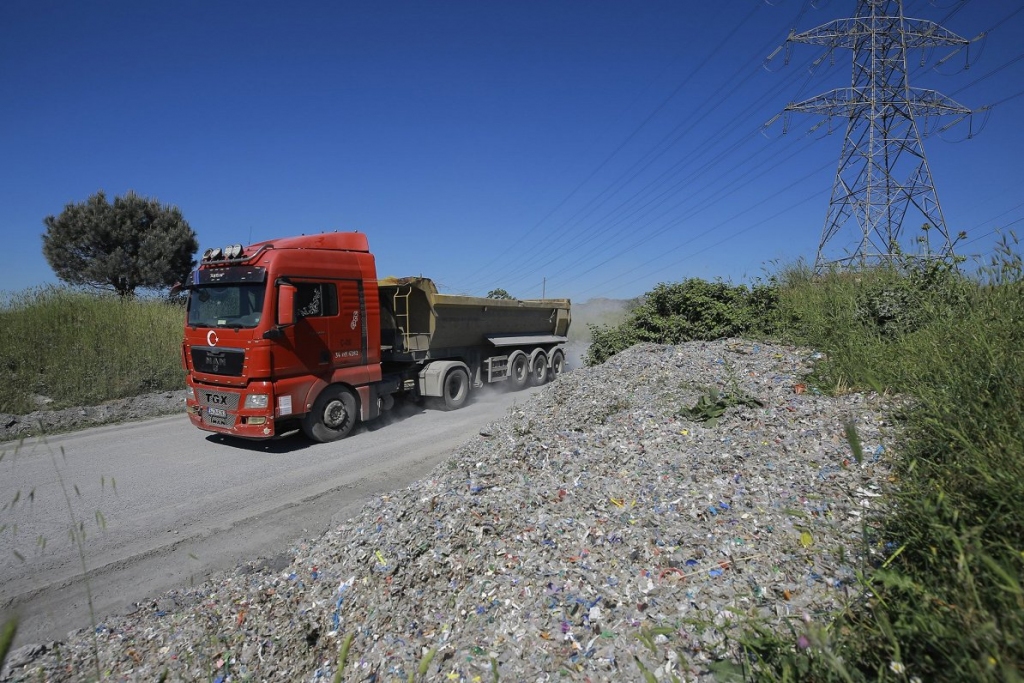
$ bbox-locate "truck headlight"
[186,385,195,400]
[245,394,269,409]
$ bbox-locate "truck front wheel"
[302,386,358,442]
[441,367,470,410]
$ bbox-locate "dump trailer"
[179,232,570,442]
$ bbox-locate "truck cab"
[181,232,381,441]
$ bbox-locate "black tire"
[548,349,566,380]
[509,352,529,390]
[529,351,548,386]
[302,385,358,442]
[441,367,470,411]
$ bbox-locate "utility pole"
[774,0,974,272]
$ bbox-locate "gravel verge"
[2,339,896,682]
[0,391,187,444]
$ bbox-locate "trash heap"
[3,339,895,682]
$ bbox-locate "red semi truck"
[179,232,571,442]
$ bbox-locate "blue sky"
[2,1,1022,301]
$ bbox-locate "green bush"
[853,259,972,338]
[585,278,779,365]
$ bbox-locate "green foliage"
[333,632,355,683]
[0,616,16,674]
[486,288,514,300]
[585,278,778,365]
[749,240,1024,682]
[42,190,199,297]
[410,646,438,681]
[679,387,763,427]
[852,258,971,338]
[0,287,184,415]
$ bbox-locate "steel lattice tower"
[780,0,972,271]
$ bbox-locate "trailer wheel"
[529,351,548,386]
[509,352,529,390]
[441,367,470,411]
[548,349,566,380]
[302,386,358,442]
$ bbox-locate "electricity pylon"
[777,0,973,272]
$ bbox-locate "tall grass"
[0,287,185,414]
[749,243,1024,682]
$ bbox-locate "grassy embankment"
[0,287,185,415]
[585,240,1023,682]
[753,250,1023,683]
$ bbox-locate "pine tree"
[42,190,199,296]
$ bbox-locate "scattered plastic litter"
[2,339,896,682]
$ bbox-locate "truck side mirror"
[277,282,297,327]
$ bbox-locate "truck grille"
[191,347,245,376]
[196,389,241,410]
[196,389,240,428]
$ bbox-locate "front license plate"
[207,407,227,418]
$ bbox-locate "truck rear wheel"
[529,351,548,386]
[302,386,358,442]
[441,367,469,410]
[548,349,566,380]
[509,352,529,390]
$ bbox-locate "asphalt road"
[0,386,541,648]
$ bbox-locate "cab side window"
[295,283,338,318]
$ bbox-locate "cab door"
[288,280,338,373]
[331,279,366,368]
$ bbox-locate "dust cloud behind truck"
[180,232,570,442]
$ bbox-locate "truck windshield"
[187,284,266,329]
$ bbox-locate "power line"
[495,67,815,292]
[575,181,832,299]
[460,8,823,294]
[454,3,765,290]
[531,133,822,294]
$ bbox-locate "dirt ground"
[0,390,187,444]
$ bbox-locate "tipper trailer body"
[180,232,570,441]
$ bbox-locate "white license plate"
[207,407,227,418]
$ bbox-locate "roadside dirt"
[0,390,187,444]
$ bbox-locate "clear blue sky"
[3,1,1022,301]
